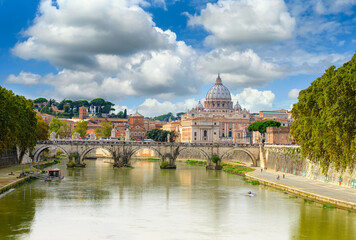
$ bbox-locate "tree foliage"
[291,53,356,171]
[35,115,49,140]
[94,120,113,138]
[248,120,281,133]
[146,129,175,142]
[34,97,48,103]
[49,117,71,138]
[0,87,38,162]
[72,120,89,138]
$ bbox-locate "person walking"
[277,175,280,180]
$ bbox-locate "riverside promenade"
[0,165,31,194]
[246,168,356,211]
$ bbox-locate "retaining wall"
[263,145,356,188]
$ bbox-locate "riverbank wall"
[261,145,356,188]
[0,149,18,167]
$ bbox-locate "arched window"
[204,130,207,137]
[229,131,232,137]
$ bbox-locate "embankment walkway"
[246,168,356,211]
[0,165,31,194]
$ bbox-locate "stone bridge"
[31,140,261,168]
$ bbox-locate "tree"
[1,87,45,162]
[49,117,71,138]
[248,120,281,133]
[35,115,49,140]
[94,120,113,138]
[72,120,88,138]
[146,129,175,142]
[34,97,48,103]
[291,53,356,172]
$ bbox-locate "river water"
[0,159,355,240]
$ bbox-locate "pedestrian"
[261,168,263,172]
[283,174,285,179]
[277,175,280,180]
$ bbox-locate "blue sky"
[1,0,355,116]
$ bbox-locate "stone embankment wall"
[0,149,18,167]
[262,145,356,188]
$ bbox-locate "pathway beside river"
[246,168,356,211]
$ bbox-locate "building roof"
[130,111,143,117]
[206,74,231,100]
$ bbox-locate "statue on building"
[90,133,96,140]
[50,132,56,141]
[111,126,116,138]
[72,132,80,140]
[167,133,171,142]
[125,128,130,141]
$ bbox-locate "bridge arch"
[126,146,163,162]
[177,147,210,161]
[220,148,257,166]
[79,146,115,162]
[33,145,70,162]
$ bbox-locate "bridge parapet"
[33,140,261,168]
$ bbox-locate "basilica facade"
[175,75,253,143]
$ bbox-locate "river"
[0,159,355,240]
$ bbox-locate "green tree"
[248,120,281,133]
[146,129,175,142]
[34,97,48,103]
[123,109,127,118]
[49,117,71,138]
[291,53,356,172]
[94,120,113,138]
[1,87,45,162]
[35,115,49,140]
[72,120,88,138]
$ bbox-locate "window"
[136,126,139,129]
[222,133,225,137]
[229,131,232,137]
[143,132,145,136]
[138,132,141,136]
[217,103,220,107]
[194,138,196,141]
[214,132,216,135]
[214,122,216,125]
[222,103,225,107]
[194,132,197,136]
[194,122,197,125]
[204,130,207,137]
[134,132,137,136]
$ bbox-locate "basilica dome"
[206,74,231,100]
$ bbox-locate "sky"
[0,0,355,117]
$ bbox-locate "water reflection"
[0,159,355,240]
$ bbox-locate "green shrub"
[160,161,169,168]
[211,155,220,164]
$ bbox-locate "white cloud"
[12,0,172,69]
[232,88,275,112]
[6,71,41,85]
[198,48,284,89]
[314,0,356,15]
[9,0,203,101]
[136,98,198,117]
[188,0,295,45]
[288,88,300,99]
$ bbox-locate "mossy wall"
[264,145,356,188]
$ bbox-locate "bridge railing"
[36,139,260,147]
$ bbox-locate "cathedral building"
[178,74,253,143]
